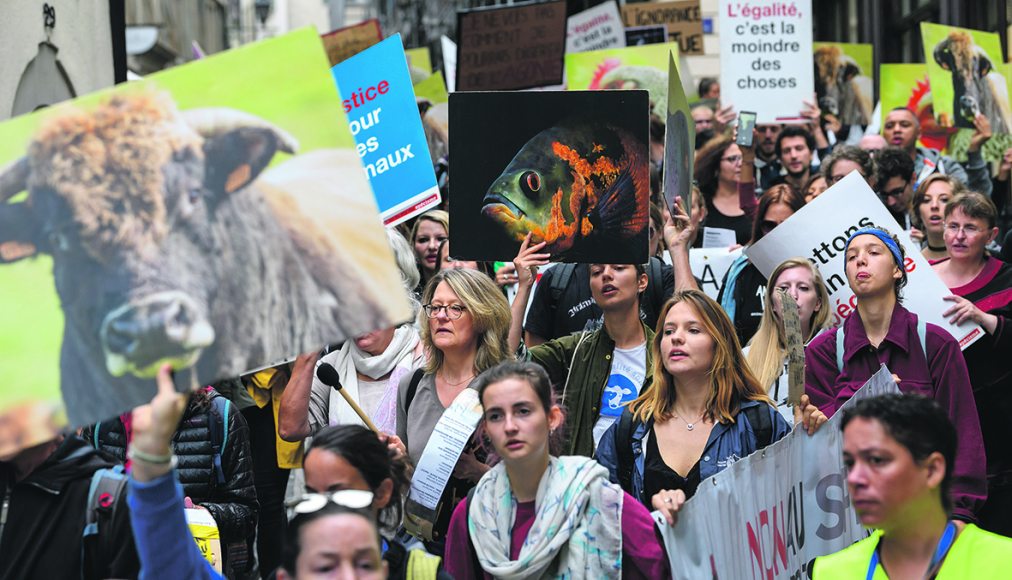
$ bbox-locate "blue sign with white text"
[332,34,440,226]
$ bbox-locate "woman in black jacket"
[83,386,258,578]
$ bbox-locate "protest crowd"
[5,3,1012,580]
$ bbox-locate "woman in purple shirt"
[444,361,670,579]
[804,227,987,523]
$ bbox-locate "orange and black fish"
[481,120,649,259]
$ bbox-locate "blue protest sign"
[332,34,440,226]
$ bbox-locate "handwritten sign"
[567,1,625,54]
[456,0,568,91]
[320,19,382,66]
[718,0,813,123]
[621,0,703,55]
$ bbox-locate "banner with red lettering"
[656,366,899,579]
[745,172,983,349]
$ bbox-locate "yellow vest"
[813,524,1012,579]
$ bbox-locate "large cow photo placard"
[449,90,650,264]
[0,28,411,455]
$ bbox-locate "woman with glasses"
[931,192,1012,535]
[396,268,512,550]
[302,425,450,579]
[813,394,1012,579]
[694,135,755,246]
[717,184,806,345]
[911,174,966,262]
[805,227,987,524]
[444,361,670,579]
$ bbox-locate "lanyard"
[866,522,957,580]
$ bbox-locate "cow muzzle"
[100,290,215,378]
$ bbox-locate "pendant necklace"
[673,409,706,431]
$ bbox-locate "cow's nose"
[100,291,215,377]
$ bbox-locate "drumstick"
[316,362,380,433]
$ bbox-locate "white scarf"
[468,456,623,579]
[323,325,421,433]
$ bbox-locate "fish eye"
[520,170,541,198]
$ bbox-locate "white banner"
[684,247,743,300]
[566,1,626,54]
[745,172,983,349]
[657,365,900,579]
[719,0,813,123]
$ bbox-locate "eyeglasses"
[422,303,467,319]
[721,155,743,165]
[944,223,983,236]
[290,490,374,514]
[826,174,848,185]
[879,187,907,198]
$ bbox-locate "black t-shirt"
[523,258,675,341]
[702,200,753,246]
[716,261,768,346]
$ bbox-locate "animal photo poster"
[0,28,411,454]
[921,23,1010,133]
[566,42,680,119]
[449,90,650,264]
[878,63,957,153]
[812,42,874,126]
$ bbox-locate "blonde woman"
[745,258,831,421]
[409,210,450,293]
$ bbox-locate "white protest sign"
[702,227,738,249]
[745,172,983,349]
[441,35,457,92]
[719,0,813,123]
[681,246,743,300]
[567,1,626,54]
[657,365,900,579]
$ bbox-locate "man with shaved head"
[883,107,992,196]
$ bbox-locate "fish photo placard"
[449,90,651,264]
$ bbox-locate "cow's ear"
[933,44,952,71]
[202,127,298,196]
[0,203,40,263]
[842,62,861,82]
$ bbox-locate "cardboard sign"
[879,63,955,153]
[921,23,1010,133]
[456,1,568,91]
[332,34,440,226]
[449,90,650,264]
[0,28,411,454]
[321,19,383,66]
[664,52,694,214]
[745,172,983,349]
[813,42,874,126]
[719,0,813,123]
[565,42,680,118]
[658,366,900,578]
[566,1,626,54]
[620,1,703,55]
[625,25,668,46]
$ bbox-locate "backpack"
[835,319,927,374]
[549,259,666,326]
[404,369,425,416]
[613,405,772,495]
[82,464,128,574]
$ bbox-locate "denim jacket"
[595,399,791,505]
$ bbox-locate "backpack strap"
[404,369,425,416]
[743,404,773,449]
[208,397,230,485]
[615,409,636,493]
[647,257,665,311]
[406,548,442,580]
[549,262,578,301]
[464,488,483,574]
[916,318,927,357]
[83,465,128,575]
[835,326,846,374]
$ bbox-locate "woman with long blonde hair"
[745,258,831,419]
[597,290,826,525]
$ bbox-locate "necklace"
[672,408,706,431]
[926,242,947,252]
[438,372,475,387]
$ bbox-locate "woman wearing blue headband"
[804,226,987,525]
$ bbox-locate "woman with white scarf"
[443,361,670,579]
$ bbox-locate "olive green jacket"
[527,322,655,457]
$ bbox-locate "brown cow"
[933,31,1011,132]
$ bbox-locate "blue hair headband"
[844,227,903,268]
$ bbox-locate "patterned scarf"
[468,456,623,579]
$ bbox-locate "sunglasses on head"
[289,490,374,514]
